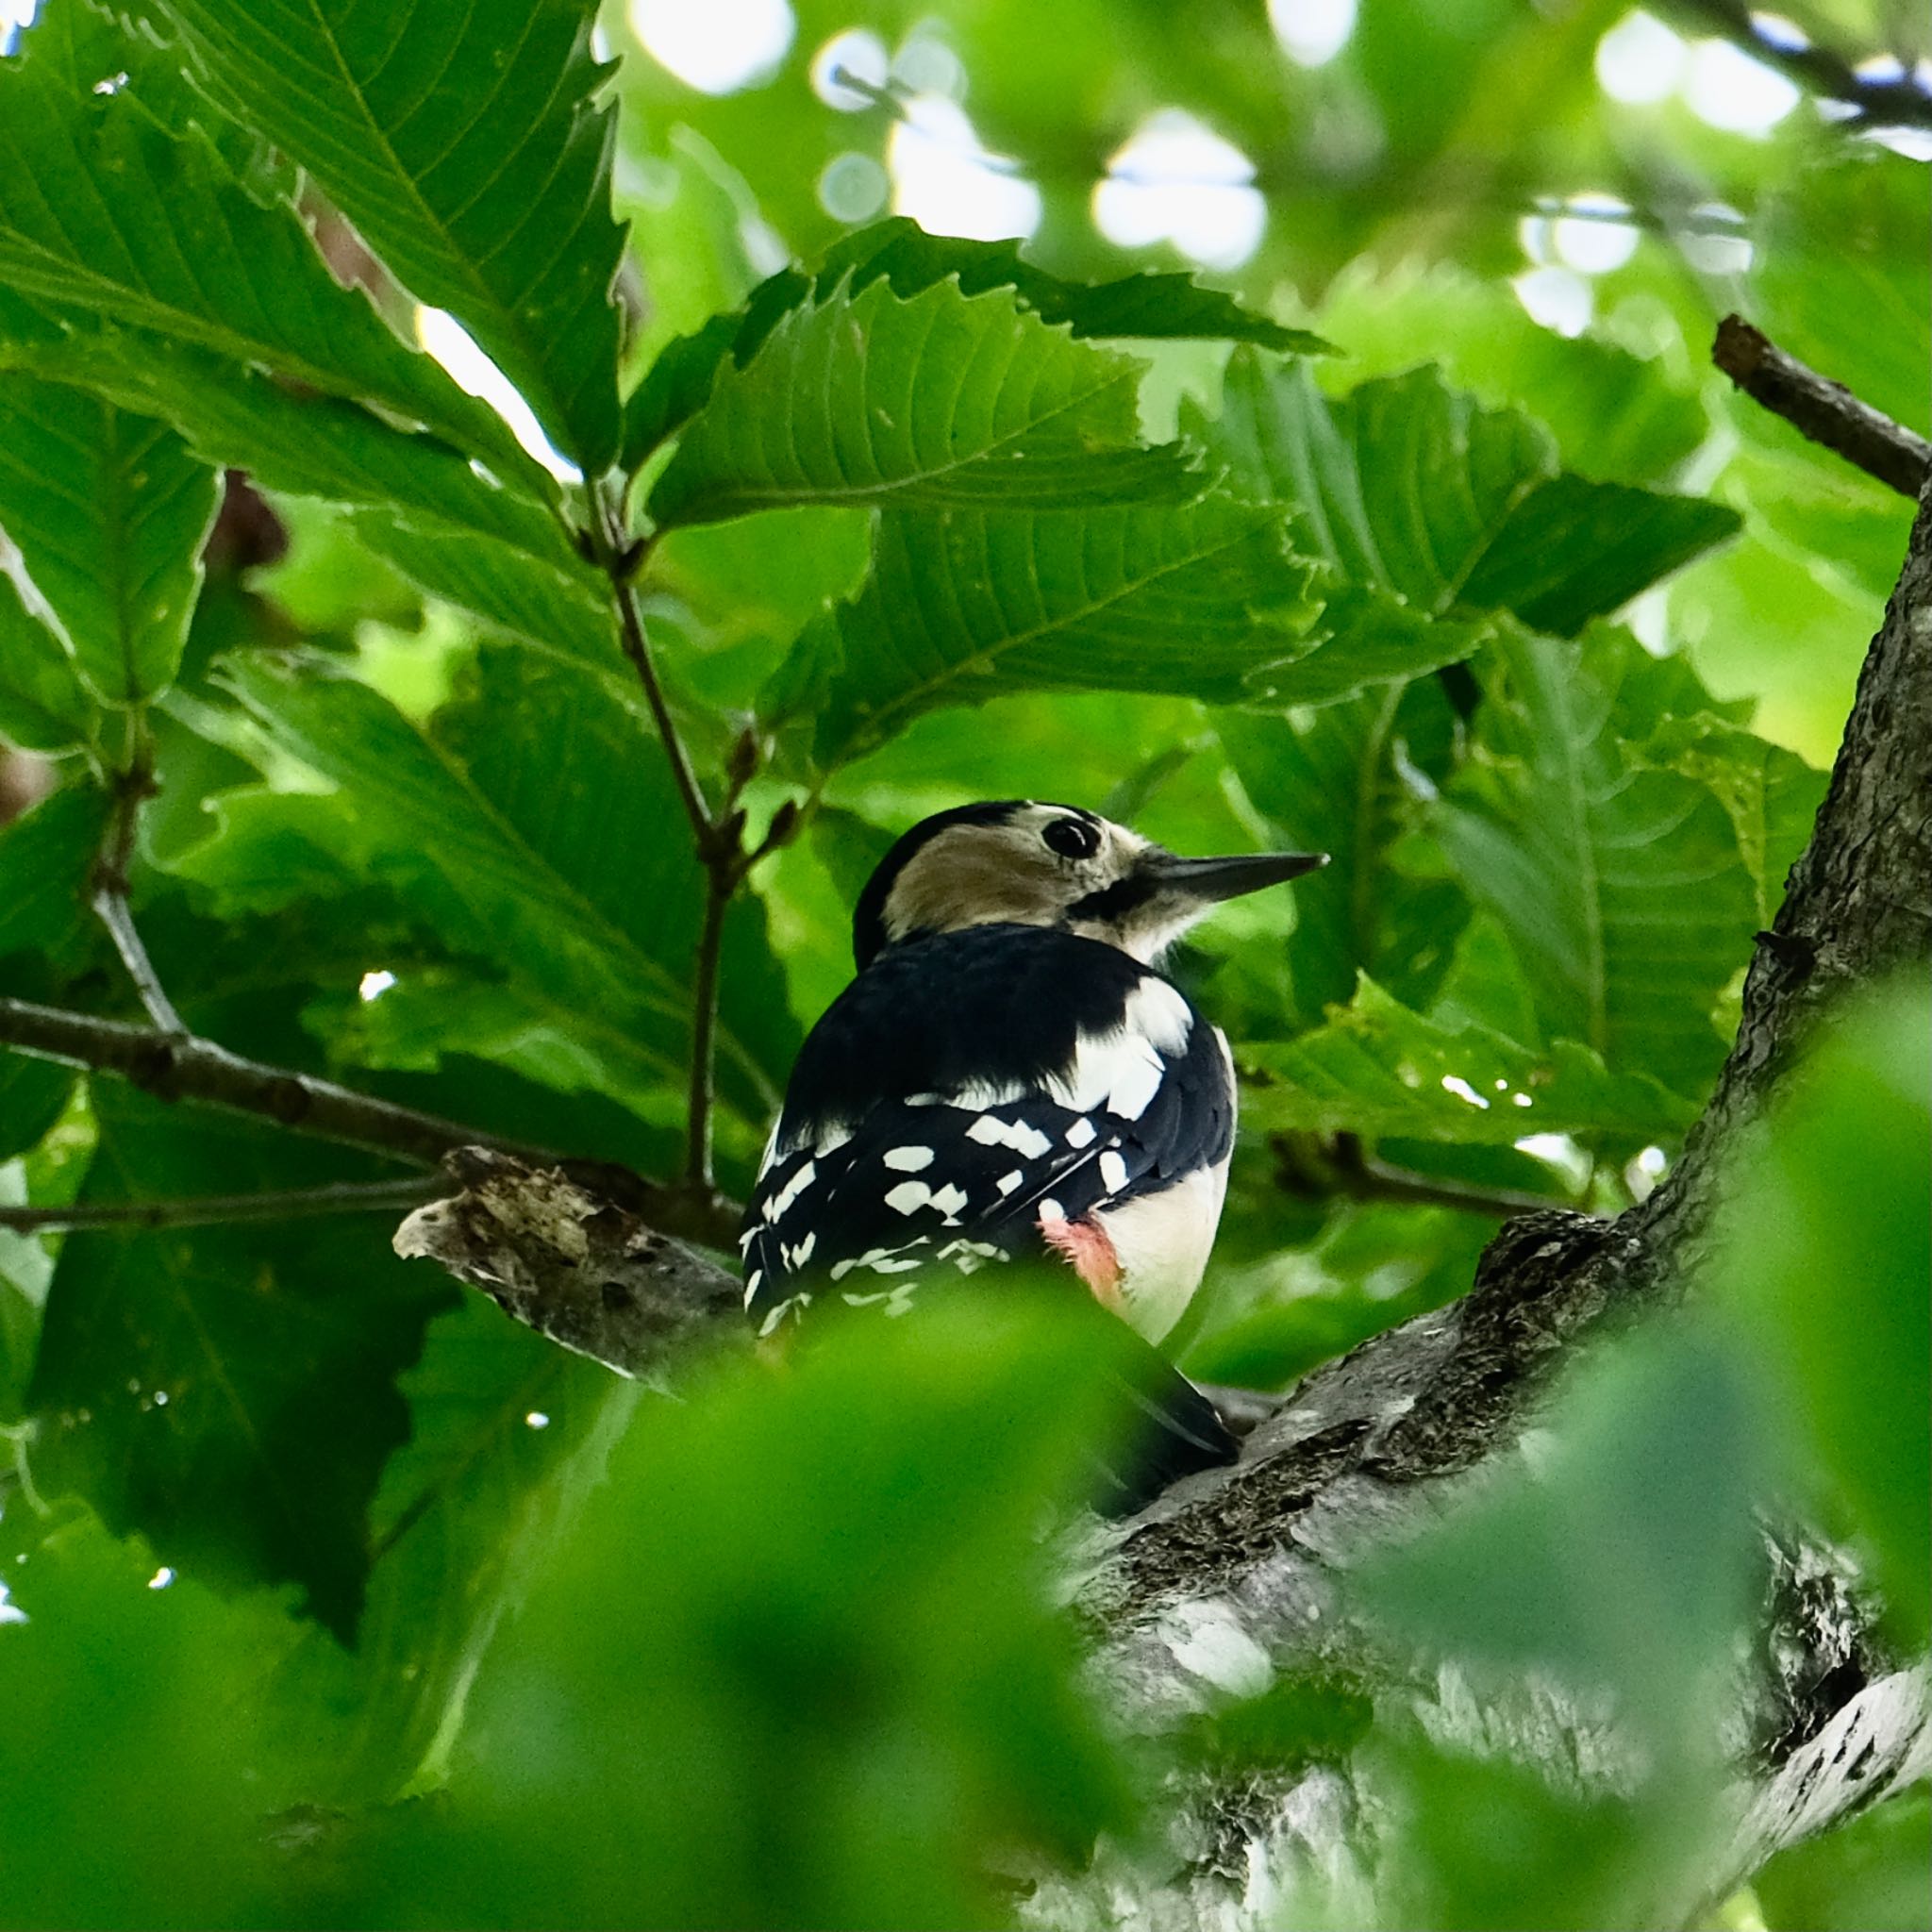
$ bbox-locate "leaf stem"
[90,733,185,1036]
[0,1176,439,1235]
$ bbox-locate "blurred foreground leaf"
[1359,1332,1767,1928]
[300,1296,1136,1928]
[1753,1786,1932,1932]
[1716,980,1931,1647]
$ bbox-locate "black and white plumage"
[742,800,1326,1511]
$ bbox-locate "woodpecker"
[741,800,1327,1511]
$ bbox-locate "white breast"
[1094,1023,1236,1342]
[1094,1156,1230,1343]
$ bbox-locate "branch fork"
[586,487,802,1191]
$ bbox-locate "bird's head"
[851,801,1327,969]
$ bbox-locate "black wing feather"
[743,924,1239,1510]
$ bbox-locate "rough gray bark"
[391,482,1932,1923]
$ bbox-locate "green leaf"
[219,650,793,1143]
[0,569,95,753]
[0,781,108,967]
[1201,352,1739,634]
[1457,471,1741,639]
[0,1509,310,1925]
[1,325,584,580]
[1753,1787,1932,1932]
[623,307,750,470]
[0,1053,72,1162]
[1757,148,1930,439]
[1718,409,1917,612]
[1717,982,1930,1647]
[622,214,1328,469]
[0,376,217,705]
[1435,630,1757,1092]
[1236,583,1496,707]
[0,1,529,482]
[1218,678,1465,1019]
[153,0,626,472]
[28,1086,455,1638]
[801,496,1321,768]
[1642,716,1826,927]
[650,277,1199,530]
[343,514,617,668]
[808,216,1332,354]
[1241,975,1694,1145]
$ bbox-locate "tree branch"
[590,494,749,1194]
[1715,314,1932,499]
[684,869,732,1190]
[0,992,554,1168]
[590,491,807,1197]
[1664,0,1932,130]
[0,1176,436,1235]
[90,742,185,1036]
[1056,470,1932,1921]
[0,994,746,1248]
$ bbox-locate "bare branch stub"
[392,1149,746,1377]
[1715,315,1932,500]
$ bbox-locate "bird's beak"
[1141,848,1329,906]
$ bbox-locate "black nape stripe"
[1067,872,1158,924]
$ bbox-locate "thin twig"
[593,496,717,852]
[0,994,561,1171]
[683,874,732,1189]
[90,742,185,1035]
[1715,315,1932,499]
[589,490,738,1189]
[1664,0,1932,130]
[0,1176,438,1235]
[590,491,805,1193]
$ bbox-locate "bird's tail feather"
[1090,1341,1239,1516]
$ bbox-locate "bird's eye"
[1041,817,1101,859]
